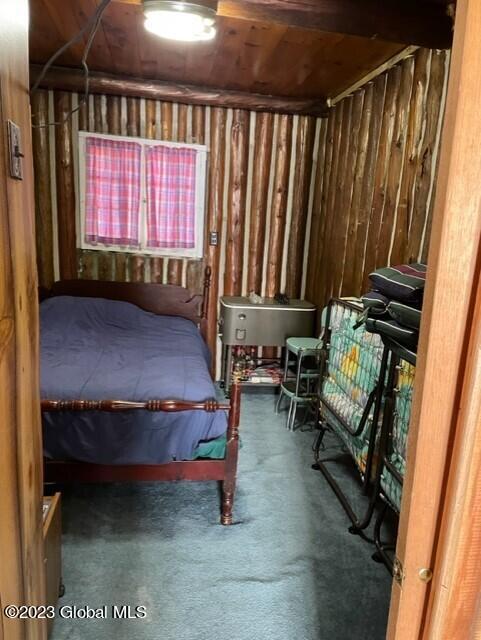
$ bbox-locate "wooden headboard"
[46,267,212,337]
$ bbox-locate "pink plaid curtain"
[85,137,142,247]
[146,145,197,249]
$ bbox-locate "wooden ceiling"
[29,0,452,101]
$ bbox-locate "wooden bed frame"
[41,268,242,525]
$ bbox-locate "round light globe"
[143,2,216,42]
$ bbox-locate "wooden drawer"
[43,493,62,636]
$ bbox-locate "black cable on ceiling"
[31,0,112,128]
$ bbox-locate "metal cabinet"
[219,296,316,394]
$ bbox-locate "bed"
[372,340,416,572]
[313,298,389,537]
[40,269,242,525]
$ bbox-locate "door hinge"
[393,557,405,585]
[393,559,433,586]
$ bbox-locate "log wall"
[305,48,450,310]
[32,48,450,375]
[32,92,322,375]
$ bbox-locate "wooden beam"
[361,67,400,289]
[330,46,418,106]
[187,106,206,295]
[340,81,375,296]
[54,91,77,280]
[45,459,226,483]
[324,96,353,302]
[168,102,186,286]
[312,109,335,307]
[265,114,292,298]
[114,0,452,48]
[285,115,316,298]
[224,109,250,296]
[125,96,146,284]
[31,90,55,289]
[94,94,115,282]
[144,98,163,285]
[29,65,328,117]
[105,94,127,284]
[333,90,363,297]
[375,56,414,268]
[349,74,385,295]
[217,0,453,49]
[391,48,430,265]
[204,107,227,370]
[247,112,274,295]
[305,118,328,303]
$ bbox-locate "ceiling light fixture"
[143,1,217,42]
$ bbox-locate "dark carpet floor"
[49,391,392,640]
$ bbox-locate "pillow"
[361,291,390,316]
[369,263,426,306]
[352,291,390,329]
[388,301,422,330]
[365,317,418,350]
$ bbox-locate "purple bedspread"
[40,296,227,464]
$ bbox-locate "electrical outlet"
[209,231,218,246]
[7,120,23,180]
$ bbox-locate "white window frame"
[78,131,208,259]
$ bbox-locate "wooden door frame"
[424,269,481,638]
[0,1,46,639]
[387,0,481,636]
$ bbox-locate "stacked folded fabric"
[359,263,426,363]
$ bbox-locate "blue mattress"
[40,296,228,464]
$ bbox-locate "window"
[78,132,207,259]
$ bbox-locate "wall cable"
[31,0,112,128]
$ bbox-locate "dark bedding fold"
[40,296,227,464]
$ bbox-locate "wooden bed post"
[200,265,212,341]
[221,382,241,525]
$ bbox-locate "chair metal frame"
[276,339,322,430]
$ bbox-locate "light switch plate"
[209,231,218,246]
[7,120,23,180]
